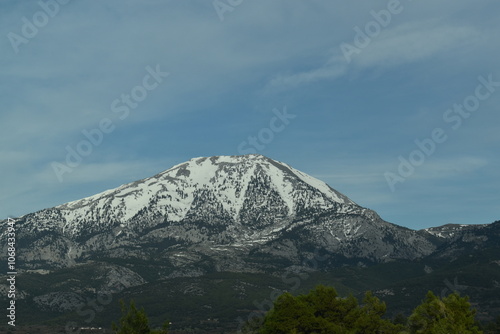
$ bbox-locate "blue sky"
[1,0,499,230]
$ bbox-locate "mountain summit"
[56,154,356,234]
[6,154,437,271]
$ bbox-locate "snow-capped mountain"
[55,154,356,236]
[4,154,438,272]
[3,155,499,328]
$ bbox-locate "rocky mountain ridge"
[2,154,445,273]
[1,154,498,330]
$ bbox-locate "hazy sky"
[1,0,499,230]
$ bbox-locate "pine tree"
[408,291,482,334]
[260,285,401,334]
[112,299,169,334]
[355,291,402,334]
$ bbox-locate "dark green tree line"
[110,287,486,333]
[408,291,482,333]
[112,299,169,334]
[258,285,483,334]
[260,285,401,333]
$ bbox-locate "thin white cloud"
[266,59,348,90]
[266,20,481,90]
[352,21,481,68]
[409,156,488,180]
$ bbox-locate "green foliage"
[260,285,402,334]
[407,291,482,334]
[112,299,169,334]
[260,286,485,334]
[483,315,500,333]
[357,291,402,333]
[393,313,408,327]
[150,322,171,334]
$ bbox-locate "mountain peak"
[6,154,443,273]
[52,155,356,235]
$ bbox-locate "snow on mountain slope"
[422,224,488,239]
[2,154,440,271]
[53,154,358,235]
